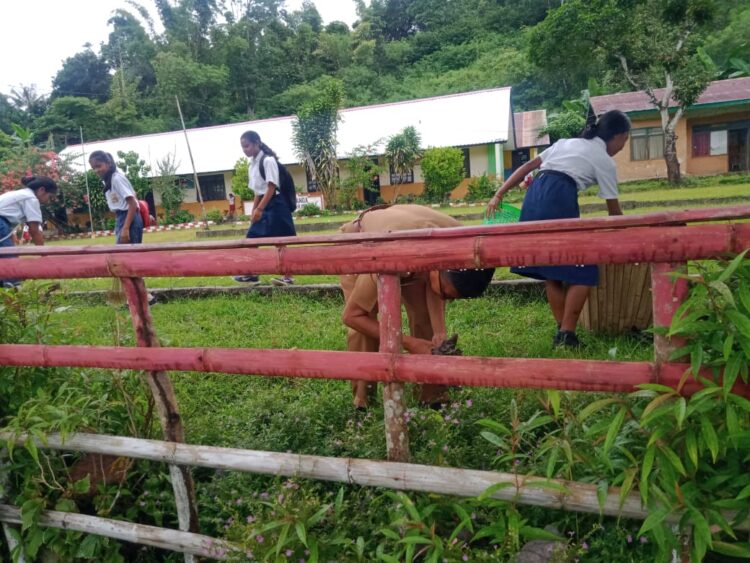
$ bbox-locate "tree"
[116,151,151,199]
[151,153,184,221]
[385,126,422,201]
[420,146,464,202]
[51,47,112,102]
[292,79,343,207]
[340,143,384,209]
[531,0,717,184]
[231,157,253,202]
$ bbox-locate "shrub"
[165,209,195,224]
[421,147,465,202]
[466,174,498,201]
[296,203,324,217]
[205,209,224,223]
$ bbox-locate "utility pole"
[175,96,208,227]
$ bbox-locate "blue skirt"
[510,171,598,286]
[115,209,144,244]
[246,194,296,239]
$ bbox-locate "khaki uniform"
[340,205,460,406]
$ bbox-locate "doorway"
[728,128,749,172]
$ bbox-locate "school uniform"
[340,205,460,405]
[511,137,619,286]
[106,171,143,244]
[0,187,43,285]
[245,151,296,238]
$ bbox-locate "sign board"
[296,195,324,210]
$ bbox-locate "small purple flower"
[246,515,255,524]
[626,534,633,543]
[260,492,269,499]
[443,444,449,452]
[235,498,242,505]
[462,555,469,561]
[278,494,285,504]
[639,536,648,544]
[285,549,293,556]
[582,542,589,551]
[444,415,452,422]
[465,399,473,408]
[256,534,265,543]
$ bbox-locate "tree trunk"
[663,127,681,185]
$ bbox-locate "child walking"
[89,151,154,304]
[0,175,58,287]
[486,110,631,348]
[233,130,296,286]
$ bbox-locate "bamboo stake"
[0,504,236,560]
[121,277,200,557]
[0,450,26,562]
[4,433,749,531]
[1,344,749,398]
[378,274,409,461]
[175,96,207,227]
[651,262,689,364]
[4,204,750,258]
[78,126,95,239]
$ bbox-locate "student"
[486,110,631,348]
[0,175,58,287]
[228,192,236,218]
[233,130,296,286]
[89,151,155,305]
[340,204,495,409]
[89,151,143,245]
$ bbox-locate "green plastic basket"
[483,203,521,224]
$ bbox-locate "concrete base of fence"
[65,278,545,304]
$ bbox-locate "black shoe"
[553,330,581,348]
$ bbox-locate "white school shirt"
[249,150,280,197]
[0,188,43,226]
[538,137,619,199]
[105,171,137,211]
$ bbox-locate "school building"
[589,77,750,182]
[60,88,549,221]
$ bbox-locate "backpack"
[138,200,151,227]
[259,154,297,212]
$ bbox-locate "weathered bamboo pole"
[121,277,200,550]
[2,344,748,397]
[0,504,236,560]
[3,205,750,257]
[1,224,749,280]
[0,450,26,562]
[651,263,690,364]
[378,274,409,461]
[4,433,749,531]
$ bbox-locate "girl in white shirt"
[89,151,143,245]
[0,175,58,287]
[486,110,631,348]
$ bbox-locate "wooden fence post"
[378,274,410,462]
[121,277,200,560]
[651,262,689,365]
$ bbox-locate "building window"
[462,148,471,178]
[692,130,710,157]
[630,127,664,161]
[389,164,414,184]
[196,174,226,201]
[305,166,318,193]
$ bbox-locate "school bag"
[258,155,298,212]
[138,200,151,227]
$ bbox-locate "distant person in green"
[487,110,630,348]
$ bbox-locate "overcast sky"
[0,0,359,95]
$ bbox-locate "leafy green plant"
[151,152,184,222]
[296,203,324,218]
[231,157,253,202]
[465,174,498,202]
[420,146,464,202]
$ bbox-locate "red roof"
[589,77,750,116]
[513,110,550,148]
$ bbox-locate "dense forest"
[1,0,749,152]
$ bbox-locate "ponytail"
[241,130,278,159]
[581,110,631,142]
[21,175,59,194]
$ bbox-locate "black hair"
[446,268,496,299]
[581,110,631,142]
[21,175,59,194]
[240,130,278,158]
[88,150,117,190]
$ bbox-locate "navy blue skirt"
[246,193,296,238]
[115,209,144,244]
[510,171,598,286]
